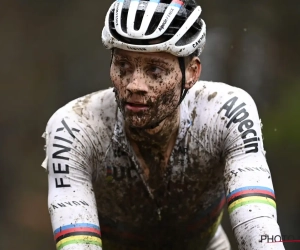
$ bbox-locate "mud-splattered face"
[110,49,182,128]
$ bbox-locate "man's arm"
[42,110,102,250]
[219,90,285,250]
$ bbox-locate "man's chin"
[122,109,160,129]
[123,114,155,129]
[125,118,149,129]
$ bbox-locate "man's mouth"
[125,102,149,112]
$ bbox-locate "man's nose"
[126,70,148,94]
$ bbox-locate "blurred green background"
[0,0,299,249]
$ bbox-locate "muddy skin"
[111,50,182,127]
[95,50,216,249]
[126,105,180,187]
[110,49,184,182]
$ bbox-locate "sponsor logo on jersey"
[52,119,80,188]
[218,96,259,154]
[50,200,89,210]
[226,166,270,179]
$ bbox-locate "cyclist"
[42,0,285,249]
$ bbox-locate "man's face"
[110,49,182,128]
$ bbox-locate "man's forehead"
[113,49,176,61]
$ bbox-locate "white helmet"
[102,0,206,57]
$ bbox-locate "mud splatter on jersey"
[42,81,285,250]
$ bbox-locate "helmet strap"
[178,57,188,106]
[110,48,114,67]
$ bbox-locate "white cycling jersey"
[42,81,285,250]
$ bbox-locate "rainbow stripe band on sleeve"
[54,223,102,250]
[227,186,276,214]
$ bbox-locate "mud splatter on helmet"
[102,0,206,57]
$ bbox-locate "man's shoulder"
[185,81,262,156]
[188,80,252,100]
[45,88,117,131]
[185,80,259,136]
[186,80,257,110]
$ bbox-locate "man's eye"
[147,66,163,75]
[114,59,132,71]
[118,61,130,69]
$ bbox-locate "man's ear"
[184,57,202,89]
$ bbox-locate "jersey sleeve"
[42,109,102,250]
[218,90,285,250]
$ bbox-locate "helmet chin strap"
[178,57,189,105]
